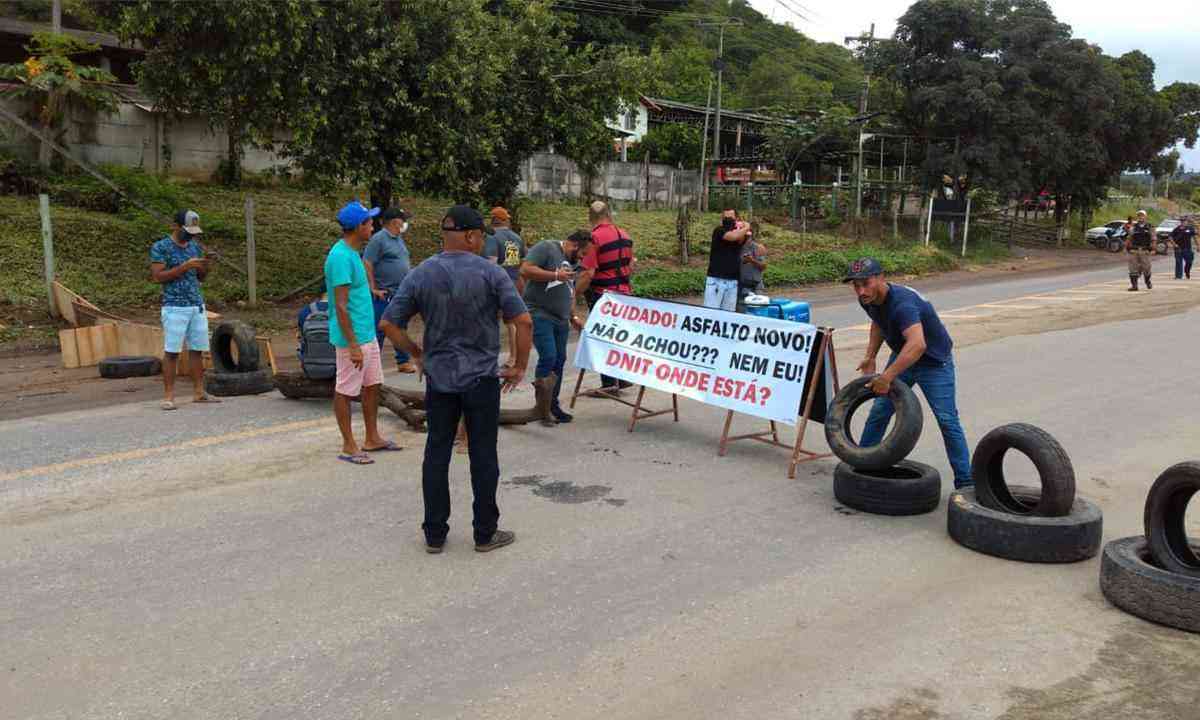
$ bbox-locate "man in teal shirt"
[324,200,398,465]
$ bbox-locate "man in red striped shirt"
[576,200,635,390]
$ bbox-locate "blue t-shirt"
[323,239,376,347]
[862,284,952,365]
[150,236,205,307]
[363,228,411,293]
[383,251,528,393]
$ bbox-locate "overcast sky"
[747,0,1200,170]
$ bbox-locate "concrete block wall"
[520,152,701,208]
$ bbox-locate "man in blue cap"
[324,201,399,466]
[844,257,972,489]
[380,204,532,554]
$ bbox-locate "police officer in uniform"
[1126,210,1154,291]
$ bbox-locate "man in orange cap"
[483,206,526,294]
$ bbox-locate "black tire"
[204,368,274,397]
[824,375,923,471]
[833,460,941,516]
[1107,237,1124,253]
[947,486,1102,563]
[1143,462,1200,577]
[1100,536,1200,634]
[98,355,162,379]
[210,320,260,374]
[972,423,1075,517]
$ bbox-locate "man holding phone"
[149,209,218,411]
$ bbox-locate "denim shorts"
[161,305,210,353]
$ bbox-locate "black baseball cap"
[441,205,484,232]
[381,206,409,222]
[842,257,883,282]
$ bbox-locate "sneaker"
[551,407,573,423]
[425,540,445,554]
[1146,278,1153,289]
[475,529,516,553]
[397,362,417,374]
[954,482,975,493]
[540,417,558,428]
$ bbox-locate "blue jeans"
[860,356,972,488]
[1175,251,1194,279]
[532,317,568,410]
[372,293,409,364]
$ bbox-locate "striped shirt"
[582,222,633,295]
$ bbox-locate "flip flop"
[337,453,375,465]
[160,400,177,411]
[192,396,222,404]
[364,441,403,452]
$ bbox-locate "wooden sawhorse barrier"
[569,369,679,432]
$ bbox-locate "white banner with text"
[574,293,818,425]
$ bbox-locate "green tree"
[627,123,704,168]
[285,0,647,208]
[0,31,118,168]
[117,0,321,185]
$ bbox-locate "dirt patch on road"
[996,624,1200,719]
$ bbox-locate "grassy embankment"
[0,169,1010,345]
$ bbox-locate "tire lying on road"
[824,376,923,471]
[204,368,274,397]
[972,423,1075,517]
[1100,536,1200,634]
[1143,462,1200,577]
[1107,237,1124,253]
[833,460,941,516]
[98,355,162,379]
[948,486,1102,563]
[210,320,260,374]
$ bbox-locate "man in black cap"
[365,206,416,372]
[380,205,532,554]
[844,257,972,489]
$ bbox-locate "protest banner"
[573,293,819,425]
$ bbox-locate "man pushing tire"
[843,257,973,490]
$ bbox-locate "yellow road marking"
[0,418,330,484]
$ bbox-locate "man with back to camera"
[520,228,593,425]
[705,207,751,311]
[844,257,972,490]
[1126,210,1155,291]
[575,200,635,392]
[364,206,416,373]
[324,201,399,466]
[149,209,219,411]
[380,205,532,554]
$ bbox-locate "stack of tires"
[204,320,274,397]
[824,376,941,516]
[948,424,1102,563]
[1100,463,1200,633]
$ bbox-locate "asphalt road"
[3,257,1200,720]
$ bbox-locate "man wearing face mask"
[380,205,532,554]
[519,228,593,425]
[149,209,218,411]
[364,206,416,373]
[705,207,751,311]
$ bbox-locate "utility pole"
[52,0,62,32]
[700,18,741,203]
[697,76,713,212]
[846,23,875,219]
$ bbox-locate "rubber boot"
[1145,273,1152,290]
[1128,274,1139,291]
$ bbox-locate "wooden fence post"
[40,193,57,317]
[245,195,257,307]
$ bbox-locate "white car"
[1155,218,1178,254]
[1086,220,1127,252]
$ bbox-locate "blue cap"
[842,257,883,282]
[336,201,380,231]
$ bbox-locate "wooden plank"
[98,323,119,360]
[53,283,79,326]
[58,329,80,369]
[75,325,99,367]
[257,337,277,374]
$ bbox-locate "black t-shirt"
[707,225,744,280]
[1171,225,1195,253]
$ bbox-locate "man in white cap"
[1126,210,1155,291]
[149,209,218,410]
